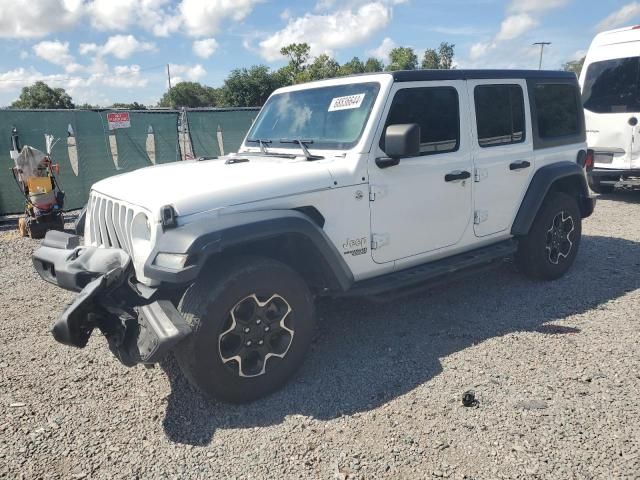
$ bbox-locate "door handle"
[445,170,471,182]
[509,160,531,171]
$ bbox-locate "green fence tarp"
[187,109,258,157]
[0,108,257,215]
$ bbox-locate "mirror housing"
[384,123,421,159]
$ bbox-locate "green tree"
[220,65,284,107]
[339,57,366,76]
[11,81,74,109]
[421,48,440,69]
[299,54,341,82]
[386,47,418,71]
[278,43,311,84]
[77,103,99,109]
[364,57,385,72]
[158,82,217,108]
[438,42,455,69]
[563,57,585,77]
[421,43,455,69]
[111,102,147,110]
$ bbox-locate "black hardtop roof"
[390,69,577,82]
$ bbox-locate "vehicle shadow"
[598,189,640,204]
[161,234,640,446]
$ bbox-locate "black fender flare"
[144,209,354,292]
[511,161,595,236]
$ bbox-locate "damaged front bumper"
[32,231,191,366]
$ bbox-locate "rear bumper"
[32,231,191,365]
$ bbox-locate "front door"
[368,81,473,264]
[467,80,535,237]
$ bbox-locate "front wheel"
[175,256,315,403]
[516,192,582,281]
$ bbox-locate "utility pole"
[166,64,172,92]
[533,42,551,70]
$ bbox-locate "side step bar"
[340,240,517,298]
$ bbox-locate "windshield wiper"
[246,138,272,154]
[279,139,324,161]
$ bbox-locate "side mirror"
[377,123,421,168]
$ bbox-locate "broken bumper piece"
[32,231,191,365]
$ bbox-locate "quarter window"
[381,87,460,155]
[474,84,525,147]
[534,84,580,138]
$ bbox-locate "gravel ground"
[1,192,639,480]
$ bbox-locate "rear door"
[467,80,534,237]
[582,55,640,170]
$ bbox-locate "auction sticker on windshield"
[328,93,366,112]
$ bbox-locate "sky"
[0,0,638,107]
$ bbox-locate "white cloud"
[78,35,155,59]
[87,0,180,36]
[169,64,207,84]
[368,37,396,62]
[508,0,570,14]
[102,65,148,88]
[79,43,99,55]
[33,41,74,66]
[469,0,565,61]
[0,62,149,100]
[33,40,85,73]
[193,38,218,58]
[495,14,538,41]
[258,2,393,61]
[597,2,640,31]
[0,0,83,38]
[179,0,260,37]
[280,8,292,20]
[102,35,155,59]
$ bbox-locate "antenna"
[533,42,552,70]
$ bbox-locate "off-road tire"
[516,192,582,281]
[175,256,315,403]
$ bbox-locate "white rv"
[580,25,640,192]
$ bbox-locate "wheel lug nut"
[246,340,252,346]
[264,326,270,332]
[256,319,262,325]
[244,328,250,333]
[258,340,264,345]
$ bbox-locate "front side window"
[381,87,460,155]
[582,57,640,114]
[245,82,380,150]
[534,84,580,138]
[474,84,525,147]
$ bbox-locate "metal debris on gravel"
[1,192,639,479]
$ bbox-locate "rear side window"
[582,57,640,114]
[474,84,525,147]
[381,87,460,155]
[534,84,580,138]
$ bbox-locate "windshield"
[245,82,381,150]
[583,56,640,114]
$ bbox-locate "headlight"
[131,212,152,260]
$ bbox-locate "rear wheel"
[175,256,315,403]
[516,192,582,281]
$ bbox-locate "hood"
[91,156,335,219]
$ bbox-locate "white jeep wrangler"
[33,70,595,403]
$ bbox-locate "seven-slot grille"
[87,192,136,255]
